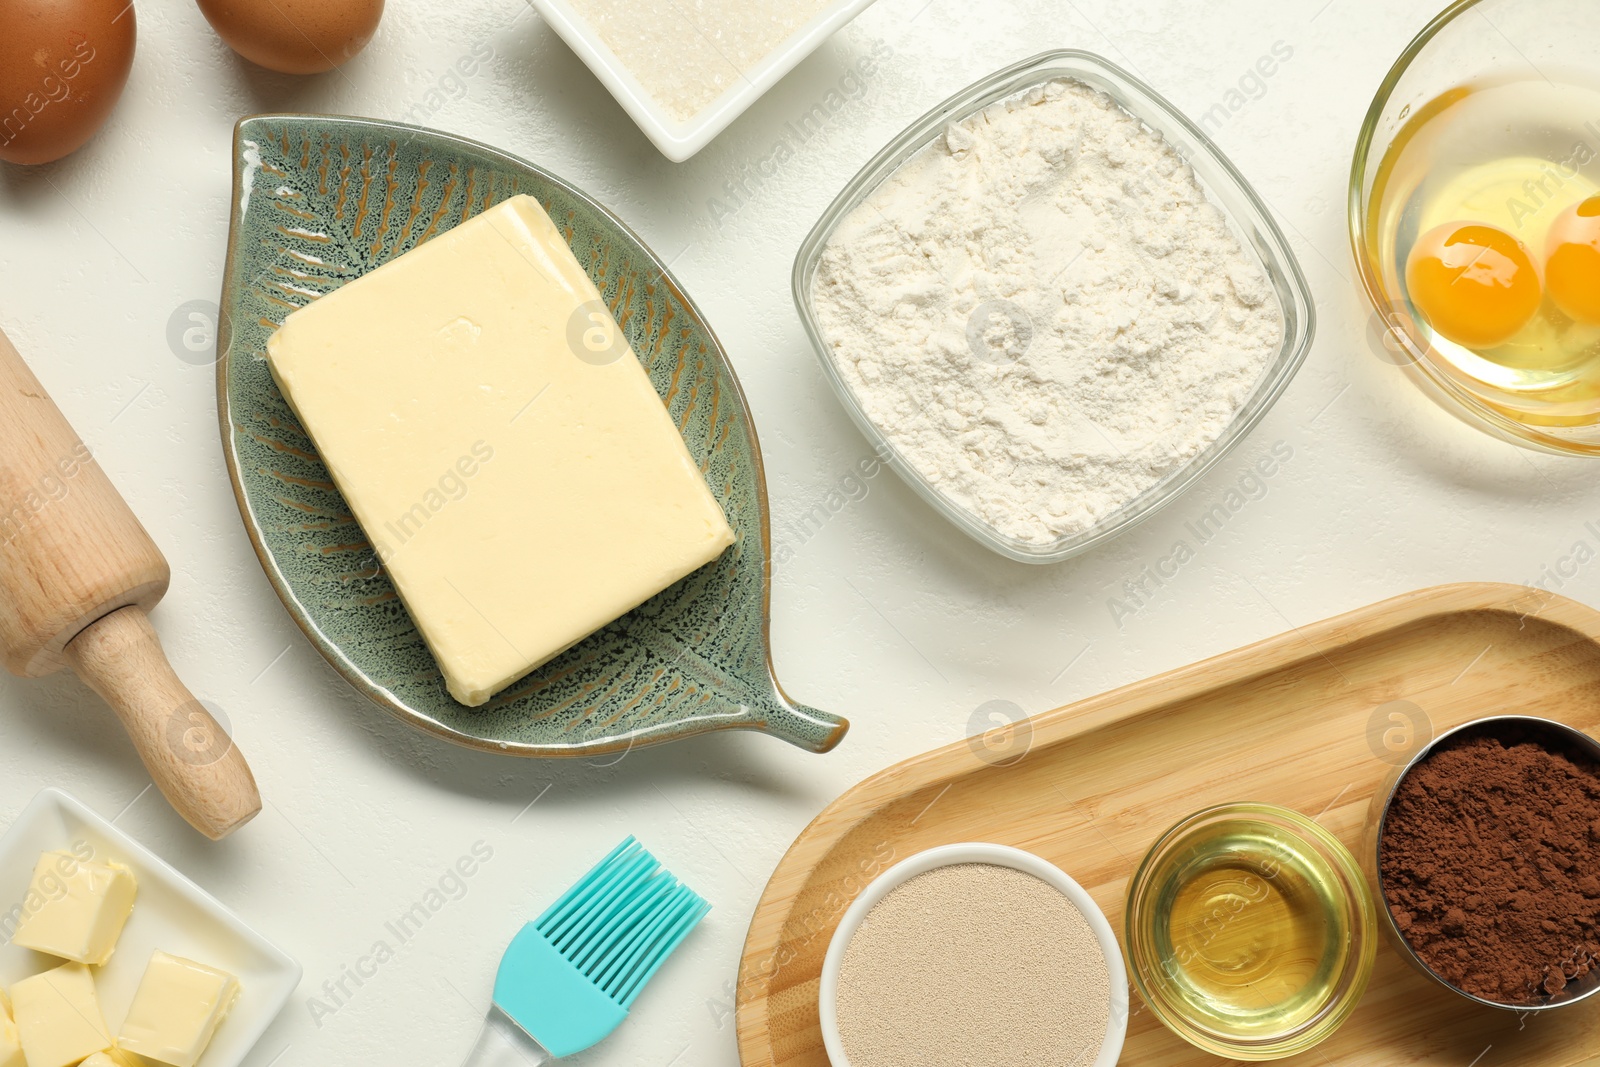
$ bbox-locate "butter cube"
[12,851,137,965]
[266,194,735,705]
[10,963,113,1067]
[118,951,239,1067]
[81,1052,139,1067]
[0,991,25,1067]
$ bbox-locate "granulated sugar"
[810,78,1284,545]
[567,0,837,122]
[835,863,1111,1066]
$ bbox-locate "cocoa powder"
[1379,723,1600,1005]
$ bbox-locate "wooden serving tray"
[736,583,1600,1066]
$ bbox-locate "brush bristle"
[536,837,710,1008]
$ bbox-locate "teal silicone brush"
[463,837,710,1065]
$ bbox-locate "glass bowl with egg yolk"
[1351,0,1600,454]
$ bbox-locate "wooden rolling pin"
[0,326,259,839]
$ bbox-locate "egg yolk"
[1546,196,1600,326]
[1405,222,1543,349]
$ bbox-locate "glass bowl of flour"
[795,51,1314,563]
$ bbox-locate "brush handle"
[462,1009,550,1067]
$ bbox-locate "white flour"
[811,78,1284,546]
[568,0,837,122]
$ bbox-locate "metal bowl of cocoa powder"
[1369,715,1600,1012]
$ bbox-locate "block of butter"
[267,194,735,705]
[118,951,240,1067]
[12,851,137,965]
[10,963,112,1067]
[0,991,24,1067]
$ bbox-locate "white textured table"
[1,1,1586,1064]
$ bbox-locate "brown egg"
[196,0,383,75]
[0,0,137,165]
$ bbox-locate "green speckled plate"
[217,114,848,758]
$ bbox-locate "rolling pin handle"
[64,606,261,840]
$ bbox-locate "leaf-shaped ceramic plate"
[217,115,848,758]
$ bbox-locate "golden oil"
[1153,822,1352,1040]
[1365,73,1600,425]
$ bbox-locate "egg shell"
[196,0,384,75]
[0,0,137,165]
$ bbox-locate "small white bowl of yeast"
[524,0,882,161]
[819,842,1127,1067]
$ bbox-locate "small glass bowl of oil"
[1124,803,1377,1060]
[1352,0,1600,454]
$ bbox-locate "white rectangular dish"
[525,0,880,160]
[0,790,301,1067]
